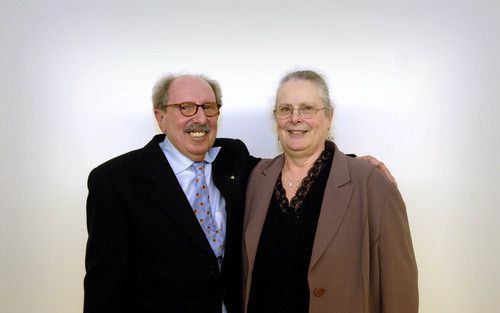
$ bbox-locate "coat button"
[313,288,326,297]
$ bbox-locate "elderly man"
[84,73,394,313]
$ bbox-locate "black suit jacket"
[84,134,259,313]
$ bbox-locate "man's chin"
[186,140,212,153]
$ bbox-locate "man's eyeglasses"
[274,104,326,119]
[164,102,221,117]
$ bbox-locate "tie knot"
[192,162,206,174]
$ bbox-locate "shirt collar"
[159,135,221,175]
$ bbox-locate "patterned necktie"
[191,162,225,259]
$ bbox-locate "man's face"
[155,76,219,161]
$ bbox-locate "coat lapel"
[244,155,284,272]
[309,145,353,270]
[141,135,214,256]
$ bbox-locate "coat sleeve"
[84,166,131,313]
[378,183,419,313]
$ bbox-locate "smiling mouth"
[188,131,208,138]
[288,130,307,135]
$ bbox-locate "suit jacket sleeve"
[84,166,130,313]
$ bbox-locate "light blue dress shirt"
[158,136,227,235]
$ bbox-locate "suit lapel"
[309,146,353,270]
[212,146,241,252]
[141,135,214,256]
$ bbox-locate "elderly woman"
[242,70,418,313]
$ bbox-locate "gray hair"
[276,69,334,114]
[152,74,222,111]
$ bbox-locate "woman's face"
[275,79,333,159]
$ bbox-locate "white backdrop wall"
[1,1,499,312]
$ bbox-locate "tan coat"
[242,144,418,313]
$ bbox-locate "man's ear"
[154,109,166,132]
